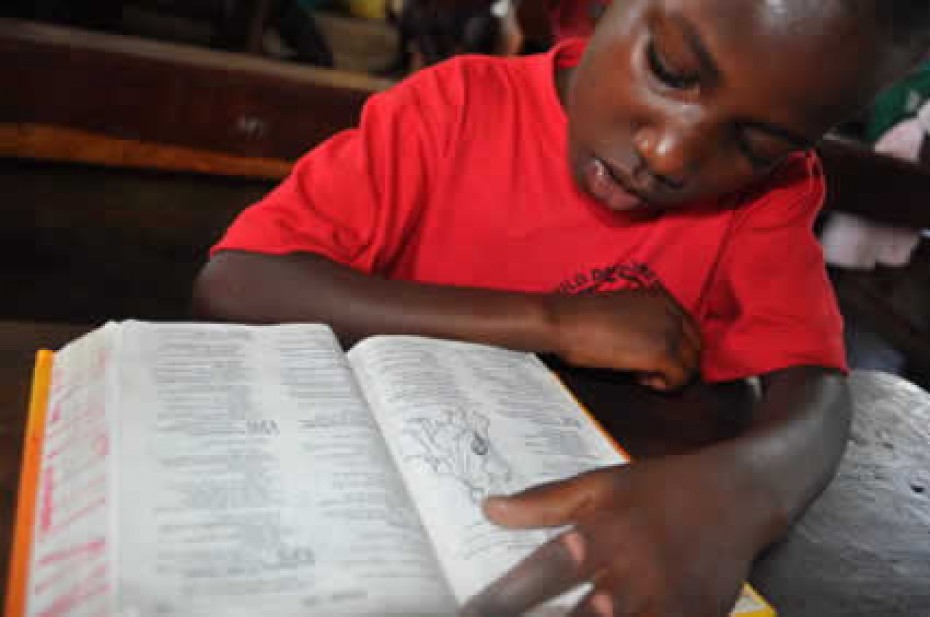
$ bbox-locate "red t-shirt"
[213,41,846,382]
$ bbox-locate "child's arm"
[462,366,850,617]
[194,250,700,389]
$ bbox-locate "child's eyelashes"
[646,41,700,90]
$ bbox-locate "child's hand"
[545,287,701,390]
[462,455,758,617]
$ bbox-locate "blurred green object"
[866,61,930,143]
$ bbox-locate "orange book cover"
[6,350,54,617]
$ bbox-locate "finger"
[650,352,690,391]
[658,288,702,355]
[680,312,702,356]
[636,372,670,391]
[678,330,700,380]
[484,473,606,529]
[570,585,648,617]
[657,285,689,319]
[569,562,651,617]
[663,304,700,366]
[643,309,695,391]
[461,530,592,617]
[662,325,701,390]
[569,589,622,617]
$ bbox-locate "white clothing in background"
[821,102,928,269]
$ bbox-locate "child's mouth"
[584,157,647,212]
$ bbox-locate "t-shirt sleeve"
[211,63,461,274]
[699,152,847,382]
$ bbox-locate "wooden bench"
[0,18,389,163]
[0,18,386,322]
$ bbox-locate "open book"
[7,321,775,617]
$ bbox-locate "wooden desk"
[1,322,928,616]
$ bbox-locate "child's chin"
[582,165,646,212]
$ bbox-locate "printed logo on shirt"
[555,261,659,294]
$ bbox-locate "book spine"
[5,350,55,617]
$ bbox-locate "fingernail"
[563,531,586,564]
[641,375,663,389]
[482,496,507,514]
[592,592,613,617]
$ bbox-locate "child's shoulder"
[415,48,555,86]
[389,48,562,115]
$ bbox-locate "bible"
[7,321,774,617]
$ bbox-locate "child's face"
[564,0,888,211]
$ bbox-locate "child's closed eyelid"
[645,38,700,91]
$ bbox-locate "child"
[195,1,930,615]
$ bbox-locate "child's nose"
[632,121,708,189]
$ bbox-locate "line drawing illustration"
[402,406,513,502]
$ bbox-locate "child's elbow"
[192,253,249,322]
[832,372,853,433]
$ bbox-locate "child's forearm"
[194,250,701,385]
[706,366,851,547]
[193,250,558,350]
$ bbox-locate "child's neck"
[555,66,575,113]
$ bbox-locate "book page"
[112,322,454,617]
[348,336,626,610]
[25,324,118,617]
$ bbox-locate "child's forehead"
[601,0,886,123]
[655,0,850,30]
[637,0,867,55]
[600,0,876,61]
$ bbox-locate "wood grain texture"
[1,124,292,179]
[0,158,275,322]
[1,18,388,160]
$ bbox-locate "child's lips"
[584,158,645,212]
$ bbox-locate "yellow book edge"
[5,350,55,617]
[553,375,777,617]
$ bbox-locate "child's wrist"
[699,442,794,549]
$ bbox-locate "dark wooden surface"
[1,18,387,161]
[1,124,294,179]
[0,158,275,322]
[1,322,927,616]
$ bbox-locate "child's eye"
[646,41,699,90]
